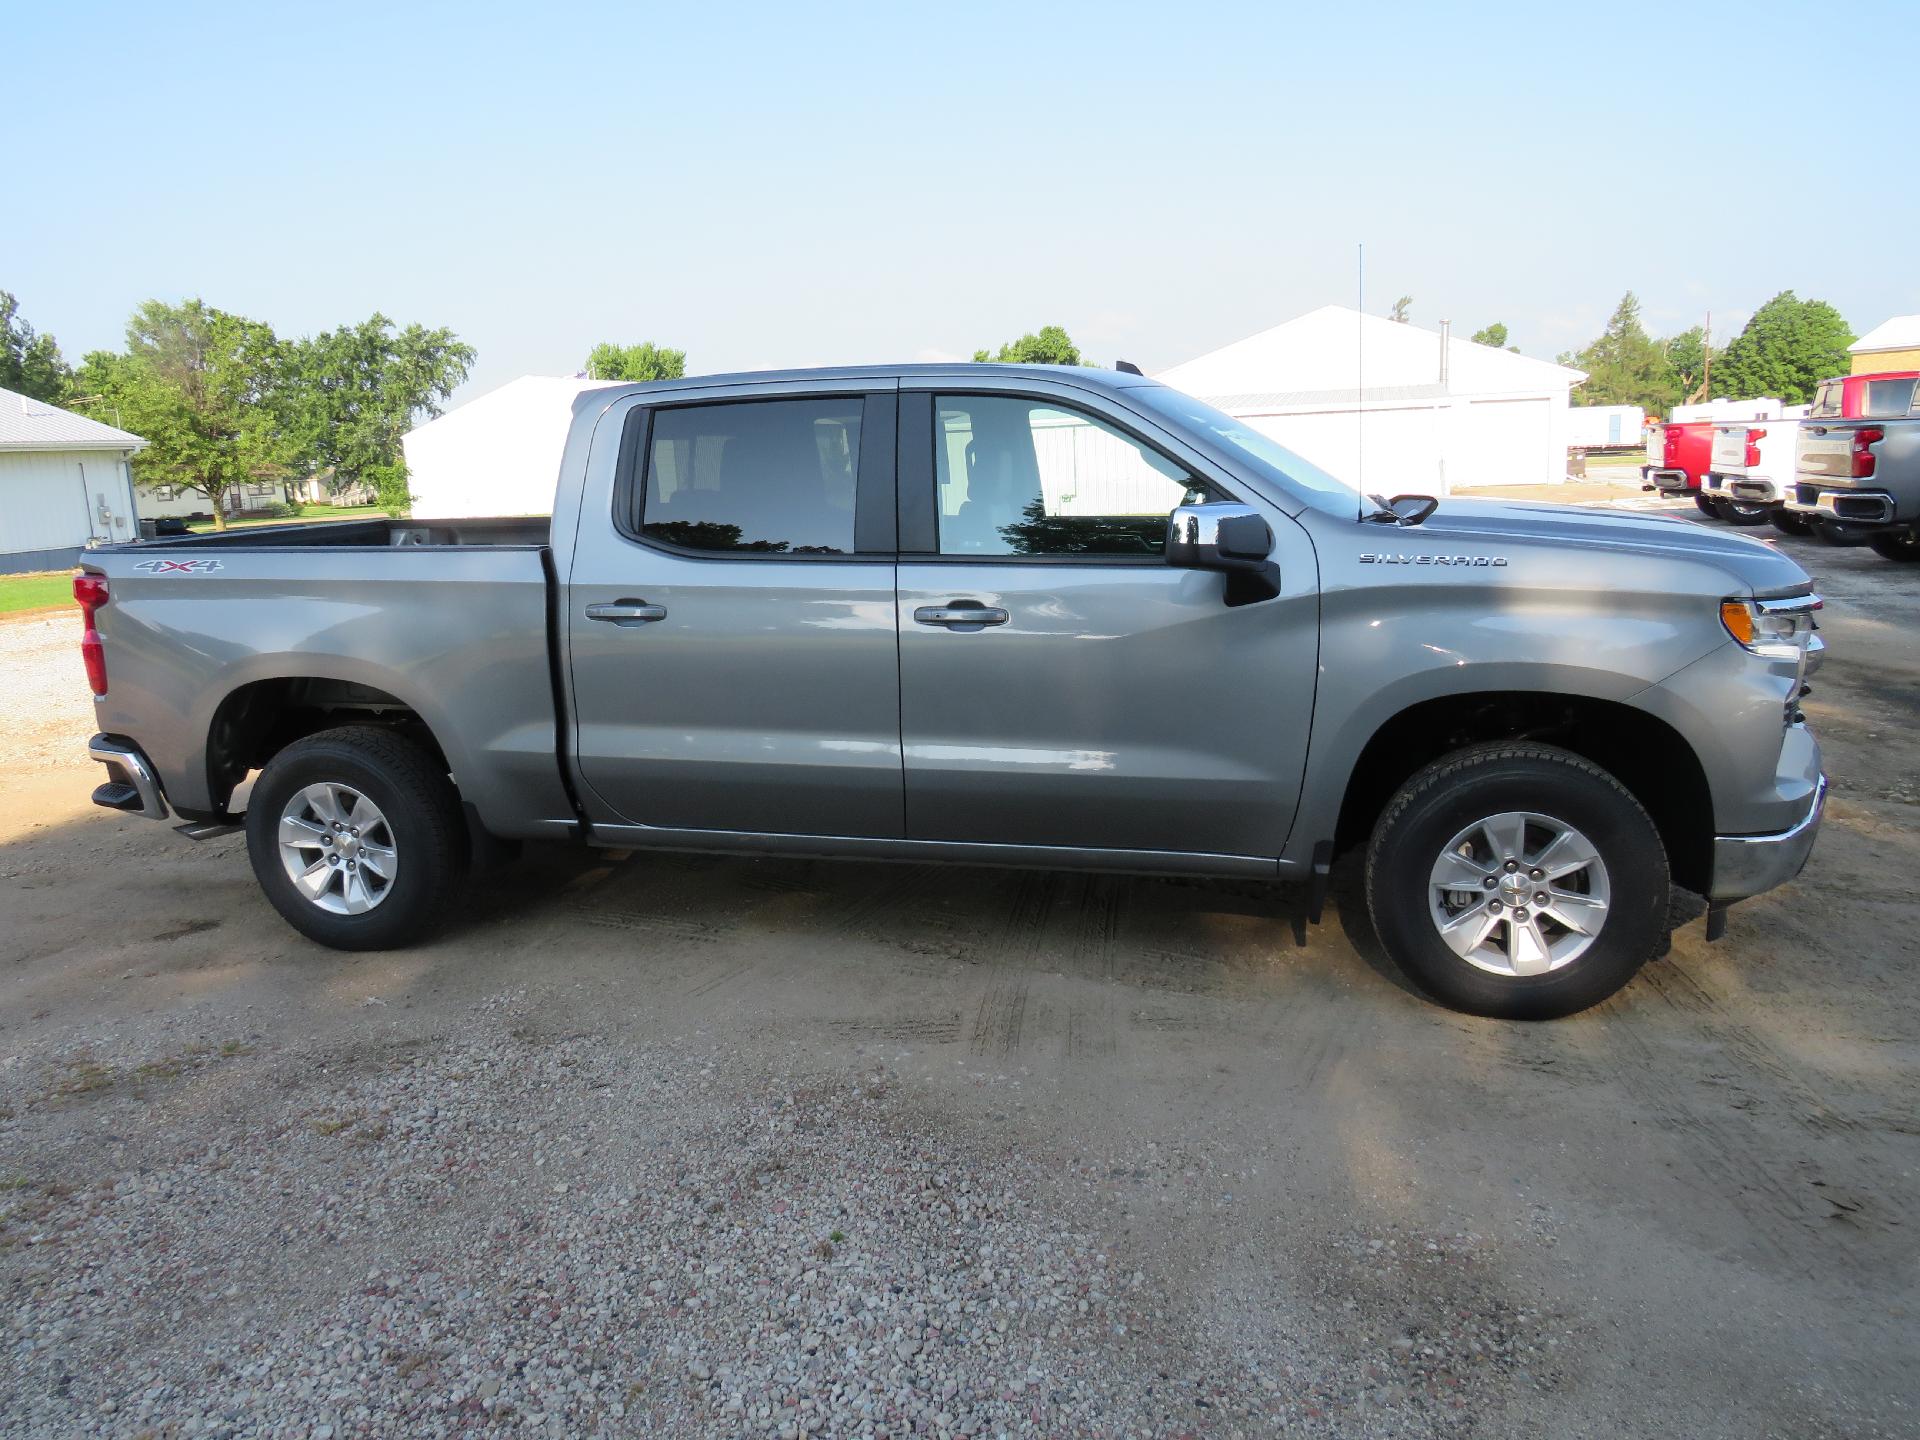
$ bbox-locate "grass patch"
[185,504,382,533]
[0,570,74,616]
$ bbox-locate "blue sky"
[11,0,1918,399]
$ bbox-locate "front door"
[895,387,1318,859]
[567,389,904,838]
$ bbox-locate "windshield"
[1809,381,1843,418]
[1129,386,1361,515]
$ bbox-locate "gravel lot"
[2,515,1916,1439]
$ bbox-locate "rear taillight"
[74,573,108,697]
[1745,428,1766,468]
[1852,426,1884,478]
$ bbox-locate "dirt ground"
[2,510,1916,1438]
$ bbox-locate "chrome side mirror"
[1165,503,1280,604]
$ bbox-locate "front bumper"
[89,734,169,821]
[1710,773,1827,901]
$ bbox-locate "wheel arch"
[1330,690,1715,897]
[202,666,459,818]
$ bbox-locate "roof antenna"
[1356,242,1365,524]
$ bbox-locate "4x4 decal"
[133,559,225,574]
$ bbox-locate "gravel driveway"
[2,521,1916,1439]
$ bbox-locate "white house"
[402,375,622,519]
[1157,306,1588,492]
[0,387,146,573]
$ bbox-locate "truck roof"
[591,363,1162,398]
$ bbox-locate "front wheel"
[245,726,468,950]
[1365,744,1670,1019]
[1867,527,1920,562]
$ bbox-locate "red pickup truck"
[1643,421,1719,514]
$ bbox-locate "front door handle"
[914,601,1009,630]
[586,600,667,626]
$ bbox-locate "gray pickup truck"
[1786,381,1920,561]
[77,365,1828,1019]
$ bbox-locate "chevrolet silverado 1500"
[77,365,1828,1019]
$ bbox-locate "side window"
[640,398,862,555]
[933,396,1208,557]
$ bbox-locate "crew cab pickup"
[78,365,1829,1019]
[1786,380,1920,561]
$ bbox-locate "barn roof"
[1157,305,1585,403]
[0,387,147,452]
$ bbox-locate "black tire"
[1717,497,1770,526]
[1768,509,1814,537]
[1364,743,1669,1020]
[1693,494,1721,518]
[244,725,467,950]
[1812,518,1871,547]
[1867,527,1920,562]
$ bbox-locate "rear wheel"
[1769,509,1814,537]
[245,726,467,950]
[1693,494,1720,518]
[1716,497,1771,526]
[1868,527,1920,562]
[1365,744,1669,1019]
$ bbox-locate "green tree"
[1469,321,1519,353]
[585,341,686,381]
[1,290,71,403]
[972,325,1083,365]
[82,299,290,530]
[1389,296,1413,324]
[1561,292,1678,410]
[1711,292,1853,405]
[1662,325,1722,405]
[283,315,475,513]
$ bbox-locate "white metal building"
[402,376,622,519]
[1157,306,1587,492]
[0,387,147,573]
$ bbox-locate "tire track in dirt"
[1592,994,1880,1277]
[1065,877,1127,1058]
[970,871,1054,1058]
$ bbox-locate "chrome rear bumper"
[88,734,170,821]
[1710,774,1826,901]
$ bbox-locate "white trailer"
[1565,404,1646,449]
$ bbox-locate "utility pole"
[1703,310,1712,399]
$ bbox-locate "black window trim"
[611,391,898,563]
[898,388,1236,566]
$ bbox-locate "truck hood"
[1408,499,1813,596]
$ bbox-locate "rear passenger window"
[1862,378,1917,418]
[641,398,861,555]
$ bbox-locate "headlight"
[1720,594,1822,661]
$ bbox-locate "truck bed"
[81,515,572,832]
[119,515,551,550]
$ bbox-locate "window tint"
[642,398,861,555]
[933,396,1204,557]
[1809,382,1843,418]
[1862,377,1917,418]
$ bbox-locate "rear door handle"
[914,602,1009,630]
[586,600,667,625]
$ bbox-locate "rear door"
[566,385,904,837]
[893,380,1318,860]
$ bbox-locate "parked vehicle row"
[77,364,1828,1020]
[1655,372,1920,561]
